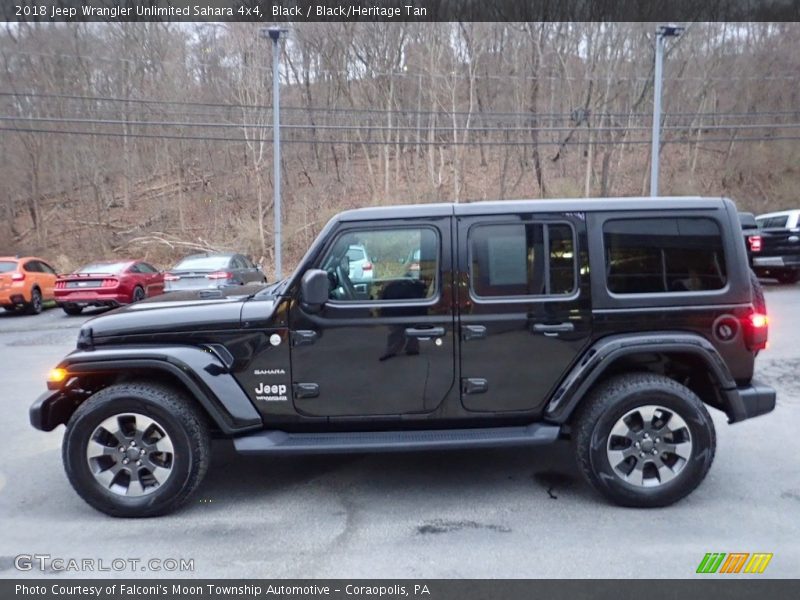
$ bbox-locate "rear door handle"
[532,322,575,336]
[462,324,487,341]
[405,327,445,339]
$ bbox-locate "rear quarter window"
[604,217,727,294]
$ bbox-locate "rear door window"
[604,218,727,294]
[468,222,576,298]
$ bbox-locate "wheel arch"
[545,333,739,424]
[31,347,262,435]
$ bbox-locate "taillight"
[11,272,25,282]
[362,262,373,271]
[748,235,762,252]
[101,278,118,288]
[164,273,180,281]
[55,280,65,289]
[745,311,769,351]
[206,271,233,280]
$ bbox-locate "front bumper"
[725,379,776,423]
[30,389,73,431]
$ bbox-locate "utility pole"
[262,27,288,279]
[650,24,684,197]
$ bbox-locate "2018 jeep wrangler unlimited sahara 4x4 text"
[30,197,776,517]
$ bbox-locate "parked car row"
[0,252,267,316]
[740,208,800,284]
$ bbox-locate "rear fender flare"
[545,332,736,423]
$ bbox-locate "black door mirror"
[301,269,329,310]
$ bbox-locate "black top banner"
[3,0,800,23]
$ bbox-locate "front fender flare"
[33,345,262,434]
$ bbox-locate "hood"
[85,287,272,339]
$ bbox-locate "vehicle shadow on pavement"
[194,439,593,510]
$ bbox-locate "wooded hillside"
[1,22,798,274]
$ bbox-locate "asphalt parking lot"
[0,287,798,579]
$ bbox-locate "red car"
[55,260,164,315]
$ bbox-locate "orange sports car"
[0,256,58,314]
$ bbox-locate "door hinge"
[462,378,489,395]
[291,330,318,347]
[293,383,320,399]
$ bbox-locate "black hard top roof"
[337,196,730,222]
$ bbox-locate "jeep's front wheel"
[573,373,715,507]
[62,382,210,517]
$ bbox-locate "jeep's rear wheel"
[573,373,715,507]
[63,382,210,517]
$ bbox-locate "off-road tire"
[572,373,716,508]
[62,382,210,517]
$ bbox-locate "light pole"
[262,27,288,279]
[650,24,684,197]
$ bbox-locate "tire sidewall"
[64,392,197,517]
[30,288,42,314]
[587,386,714,505]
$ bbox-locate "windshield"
[0,261,18,273]
[76,262,130,274]
[173,255,231,271]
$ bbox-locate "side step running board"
[232,424,560,455]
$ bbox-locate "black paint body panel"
[31,197,775,436]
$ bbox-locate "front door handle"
[292,330,318,346]
[405,326,445,339]
[531,322,575,336]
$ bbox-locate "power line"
[8,49,800,83]
[5,114,800,135]
[2,125,798,147]
[3,91,800,123]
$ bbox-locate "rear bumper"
[753,256,800,269]
[0,288,29,304]
[725,379,776,423]
[55,290,125,306]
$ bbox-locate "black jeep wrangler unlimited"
[31,197,775,517]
